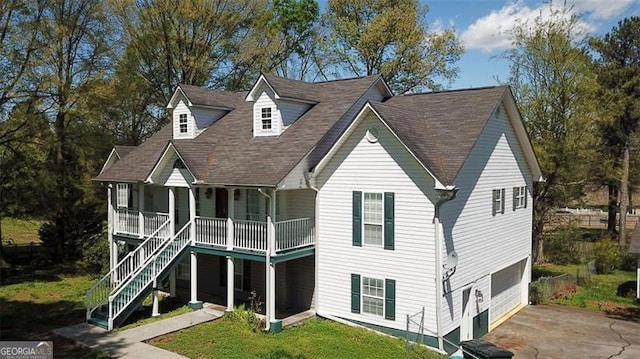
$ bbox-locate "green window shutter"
[384,192,394,250]
[353,191,362,247]
[219,257,227,287]
[524,186,528,208]
[492,190,497,216]
[351,274,361,313]
[385,279,396,320]
[513,187,518,211]
[501,189,505,214]
[243,260,251,291]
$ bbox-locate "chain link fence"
[533,261,596,301]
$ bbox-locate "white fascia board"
[166,87,192,109]
[99,147,120,175]
[502,91,544,182]
[245,75,280,102]
[145,142,198,184]
[311,102,447,190]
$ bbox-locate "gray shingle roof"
[114,145,135,159]
[178,84,237,109]
[96,77,513,188]
[96,76,381,185]
[372,86,508,184]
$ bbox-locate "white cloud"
[460,0,620,53]
[569,0,637,19]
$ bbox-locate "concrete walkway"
[53,304,224,358]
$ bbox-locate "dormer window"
[179,114,188,133]
[173,159,186,169]
[261,108,272,130]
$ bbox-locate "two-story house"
[89,74,541,353]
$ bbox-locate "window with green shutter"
[353,191,394,249]
[385,279,396,320]
[351,274,361,313]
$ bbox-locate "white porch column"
[169,187,176,235]
[265,189,279,331]
[189,186,196,240]
[188,250,202,309]
[170,268,177,298]
[107,184,117,271]
[226,256,234,311]
[138,184,145,238]
[152,279,160,317]
[227,188,235,250]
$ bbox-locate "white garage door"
[491,260,524,324]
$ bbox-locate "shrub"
[225,306,265,332]
[543,225,582,265]
[529,281,545,305]
[81,224,110,277]
[593,239,623,274]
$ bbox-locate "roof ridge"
[399,85,507,97]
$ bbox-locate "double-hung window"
[261,107,272,130]
[179,113,188,133]
[246,189,260,221]
[513,186,527,210]
[116,183,132,209]
[353,191,394,249]
[362,277,384,316]
[351,274,395,320]
[234,259,244,291]
[363,192,383,246]
[492,189,505,216]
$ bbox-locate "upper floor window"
[353,191,394,250]
[363,192,383,246]
[179,113,188,133]
[492,188,505,216]
[116,183,132,209]
[261,107,272,130]
[513,186,527,210]
[173,159,186,169]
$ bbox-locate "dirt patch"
[551,285,579,300]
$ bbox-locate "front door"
[215,188,228,218]
[461,288,473,341]
[175,187,189,232]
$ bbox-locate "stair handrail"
[86,219,170,320]
[108,221,193,326]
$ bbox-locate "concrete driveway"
[482,305,640,359]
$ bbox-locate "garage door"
[491,260,524,324]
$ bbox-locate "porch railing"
[275,217,315,251]
[143,212,169,236]
[193,216,314,253]
[234,220,268,251]
[115,208,138,236]
[195,217,227,246]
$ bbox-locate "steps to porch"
[86,221,192,330]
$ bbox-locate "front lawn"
[1,217,43,244]
[149,313,447,359]
[533,263,639,319]
[0,263,107,358]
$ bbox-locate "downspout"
[434,187,458,351]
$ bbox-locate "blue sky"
[424,0,640,88]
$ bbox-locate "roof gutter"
[434,186,458,351]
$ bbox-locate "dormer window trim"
[179,113,188,134]
[262,107,273,130]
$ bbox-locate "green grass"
[149,313,447,359]
[0,263,107,358]
[117,296,193,331]
[1,217,43,244]
[533,263,639,318]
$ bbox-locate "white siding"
[439,103,533,334]
[280,99,310,128]
[316,113,439,332]
[278,189,315,221]
[149,149,193,187]
[253,87,281,137]
[173,100,195,139]
[191,107,227,136]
